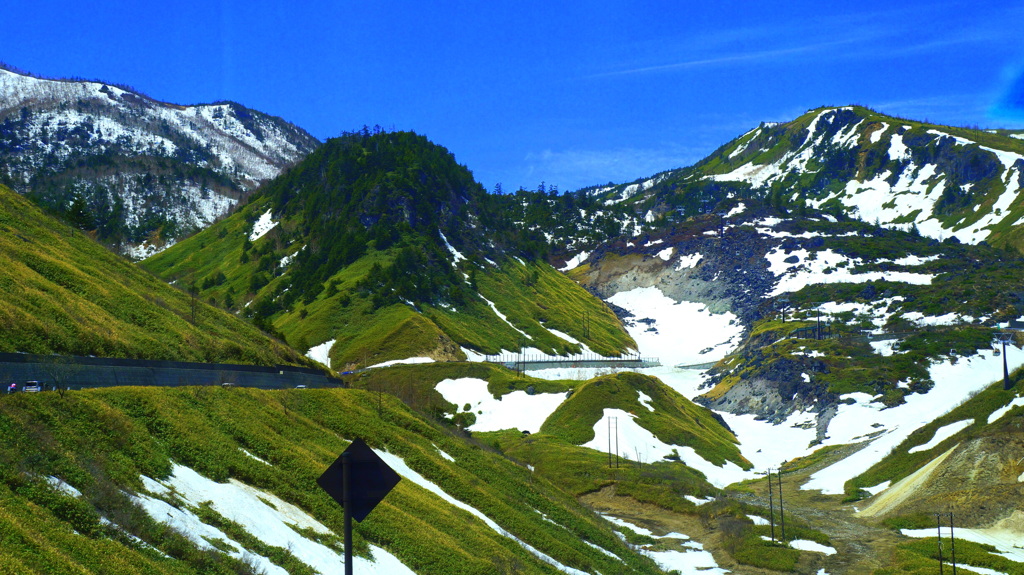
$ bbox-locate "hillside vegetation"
[0,384,668,574]
[0,183,310,366]
[143,130,635,369]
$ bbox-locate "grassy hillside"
[143,131,635,369]
[0,183,310,366]
[351,364,748,509]
[0,384,668,574]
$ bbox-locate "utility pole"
[777,468,786,541]
[1000,333,1014,390]
[608,417,619,469]
[615,417,620,469]
[608,417,613,468]
[767,469,776,543]
[949,512,957,575]
[936,514,945,575]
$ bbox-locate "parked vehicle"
[23,381,42,392]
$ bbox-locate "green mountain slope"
[143,130,634,369]
[0,385,667,574]
[0,183,309,366]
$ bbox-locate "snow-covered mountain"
[590,106,1024,251]
[0,66,319,256]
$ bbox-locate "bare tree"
[38,354,82,398]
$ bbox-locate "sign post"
[317,438,401,574]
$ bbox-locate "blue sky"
[3,0,1023,192]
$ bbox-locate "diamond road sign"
[317,438,401,522]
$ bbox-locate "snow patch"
[583,408,749,488]
[305,339,335,368]
[374,449,587,574]
[435,378,566,433]
[908,419,974,453]
[249,209,277,241]
[675,252,702,270]
[637,390,655,412]
[136,464,414,574]
[988,396,1024,425]
[560,251,590,271]
[438,230,466,264]
[864,480,891,495]
[367,357,434,369]
[790,540,837,555]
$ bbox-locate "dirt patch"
[857,444,959,518]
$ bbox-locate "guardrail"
[483,353,660,371]
[0,352,343,391]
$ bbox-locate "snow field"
[803,346,1024,494]
[434,378,567,433]
[0,70,305,184]
[719,410,818,473]
[606,286,743,368]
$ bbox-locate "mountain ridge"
[0,65,320,255]
[576,106,1024,253]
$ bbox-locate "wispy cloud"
[586,2,1018,80]
[588,38,861,79]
